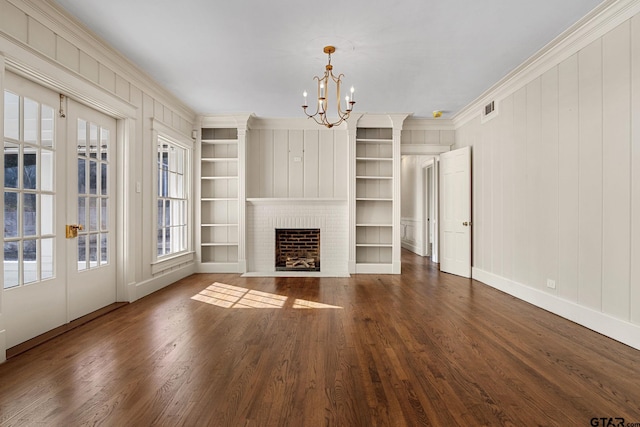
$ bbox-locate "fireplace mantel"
[246,198,347,204]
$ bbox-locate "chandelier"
[302,46,355,128]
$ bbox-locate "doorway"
[400,155,439,263]
[3,72,118,348]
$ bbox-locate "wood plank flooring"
[1,249,639,426]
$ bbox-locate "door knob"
[462,221,472,226]
[66,224,84,238]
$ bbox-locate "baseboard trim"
[0,330,6,364]
[401,241,424,256]
[6,302,128,359]
[473,268,640,350]
[135,264,195,300]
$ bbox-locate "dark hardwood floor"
[1,249,639,426]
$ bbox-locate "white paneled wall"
[247,128,348,199]
[401,129,455,145]
[0,0,196,298]
[0,0,197,359]
[455,13,640,349]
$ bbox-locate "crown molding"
[403,117,455,131]
[452,0,639,128]
[18,0,195,121]
[356,113,411,129]
[2,34,137,119]
[199,113,254,129]
[246,116,349,130]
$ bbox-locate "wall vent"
[484,101,495,116]
[481,100,498,123]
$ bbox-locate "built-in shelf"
[199,127,240,269]
[354,127,395,270]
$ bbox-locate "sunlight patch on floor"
[191,282,342,309]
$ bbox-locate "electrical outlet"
[546,279,556,289]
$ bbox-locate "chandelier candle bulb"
[350,86,354,102]
[303,91,307,107]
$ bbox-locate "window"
[157,135,189,258]
[3,90,56,288]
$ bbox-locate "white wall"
[0,0,196,308]
[454,4,640,349]
[246,123,348,200]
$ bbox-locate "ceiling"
[52,0,604,120]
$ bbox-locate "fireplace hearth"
[275,229,320,272]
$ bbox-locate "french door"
[66,99,117,321]
[3,72,117,348]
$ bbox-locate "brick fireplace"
[275,228,320,271]
[245,199,348,276]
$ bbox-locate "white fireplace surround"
[245,199,349,276]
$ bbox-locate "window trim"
[151,119,194,270]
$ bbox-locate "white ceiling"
[53,0,604,119]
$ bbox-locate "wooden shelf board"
[356,138,392,143]
[356,176,392,180]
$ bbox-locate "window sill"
[151,251,195,275]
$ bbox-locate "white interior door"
[66,99,117,321]
[440,146,471,277]
[3,73,67,347]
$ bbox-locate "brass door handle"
[463,222,472,226]
[66,224,84,238]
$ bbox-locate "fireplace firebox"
[275,229,320,271]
